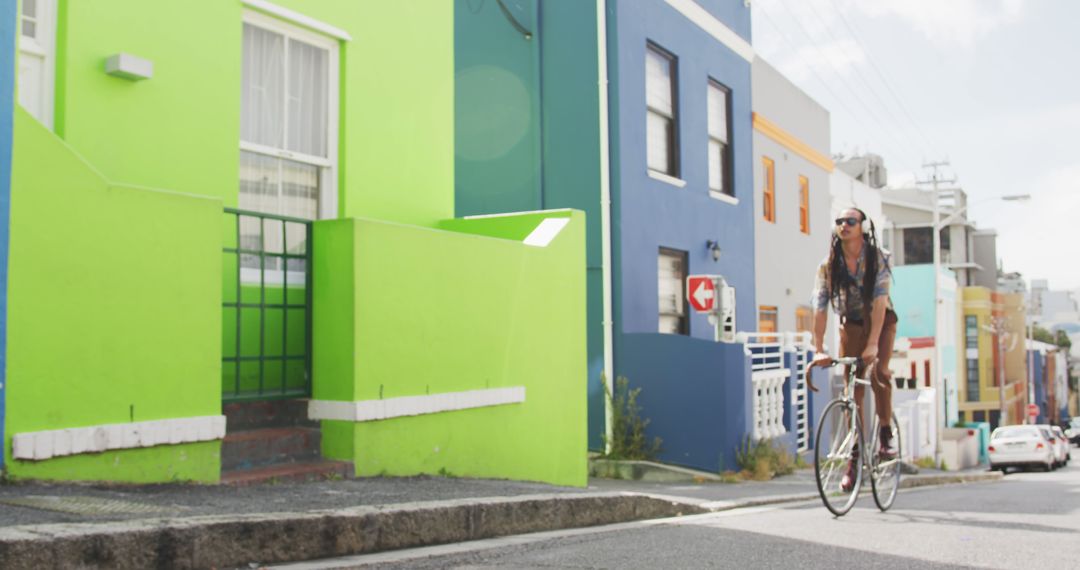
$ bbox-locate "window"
[940,227,952,263]
[646,44,678,177]
[707,80,732,196]
[762,157,775,222]
[798,175,810,234]
[795,306,812,333]
[658,248,688,335]
[966,359,980,401]
[903,227,933,264]
[17,0,56,129]
[759,306,778,333]
[240,13,338,280]
[965,316,978,349]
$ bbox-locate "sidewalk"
[0,465,1002,569]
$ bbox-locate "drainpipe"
[596,0,615,453]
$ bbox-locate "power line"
[824,0,939,154]
[801,0,932,160]
[768,0,926,168]
[754,3,921,170]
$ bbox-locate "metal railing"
[222,208,313,402]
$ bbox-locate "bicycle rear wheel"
[870,414,902,511]
[814,399,863,516]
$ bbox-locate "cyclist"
[808,207,898,491]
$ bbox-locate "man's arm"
[813,309,828,354]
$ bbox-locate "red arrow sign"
[687,276,716,313]
[1028,403,1040,417]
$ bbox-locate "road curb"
[0,493,706,569]
[898,470,1003,488]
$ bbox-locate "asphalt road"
[280,459,1080,569]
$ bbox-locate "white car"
[1051,426,1071,466]
[989,425,1054,473]
[1036,424,1069,468]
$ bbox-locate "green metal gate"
[222,208,313,402]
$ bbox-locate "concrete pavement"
[0,465,1002,569]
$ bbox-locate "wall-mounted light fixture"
[706,240,722,261]
[105,53,153,81]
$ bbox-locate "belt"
[841,316,864,326]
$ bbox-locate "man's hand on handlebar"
[805,352,834,393]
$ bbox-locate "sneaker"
[840,459,858,492]
[878,427,896,460]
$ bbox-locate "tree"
[1033,326,1055,344]
[1055,330,1072,350]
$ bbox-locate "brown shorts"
[839,309,898,381]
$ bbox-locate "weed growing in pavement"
[598,375,662,461]
[437,467,457,478]
[914,456,937,470]
[734,437,797,481]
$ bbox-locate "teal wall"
[454,0,605,448]
[891,264,960,426]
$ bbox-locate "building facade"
[6,0,587,485]
[750,57,832,336]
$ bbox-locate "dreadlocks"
[825,208,889,319]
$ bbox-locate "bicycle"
[808,356,902,516]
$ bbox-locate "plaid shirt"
[811,246,893,320]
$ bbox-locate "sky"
[751,0,1080,291]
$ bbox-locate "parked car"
[989,425,1054,472]
[1051,426,1071,465]
[1066,418,1080,445]
[1035,425,1066,469]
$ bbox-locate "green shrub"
[599,375,662,460]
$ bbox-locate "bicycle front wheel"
[870,414,902,512]
[814,399,863,516]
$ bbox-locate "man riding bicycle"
[808,207,898,492]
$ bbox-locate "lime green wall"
[313,211,587,486]
[5,109,221,482]
[56,0,454,225]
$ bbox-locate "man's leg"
[872,313,898,456]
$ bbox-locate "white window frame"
[240,9,340,221]
[18,0,56,130]
[707,79,732,199]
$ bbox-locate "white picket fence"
[738,332,813,450]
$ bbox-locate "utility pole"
[917,161,957,463]
[984,315,1012,428]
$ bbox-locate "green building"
[5,0,586,486]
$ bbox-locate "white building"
[751,58,833,335]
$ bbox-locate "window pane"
[239,152,318,272]
[707,84,728,142]
[646,47,672,115]
[21,19,35,38]
[658,249,687,335]
[22,0,36,18]
[903,227,933,264]
[241,24,285,148]
[647,111,674,174]
[286,38,328,157]
[708,139,723,192]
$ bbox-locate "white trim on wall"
[241,0,352,41]
[309,387,526,422]
[663,0,754,62]
[11,415,227,461]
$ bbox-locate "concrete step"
[220,426,321,471]
[220,459,353,486]
[222,399,316,432]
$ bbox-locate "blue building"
[455,0,764,471]
[607,1,757,471]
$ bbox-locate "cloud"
[849,0,1024,49]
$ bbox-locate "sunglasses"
[835,217,862,227]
